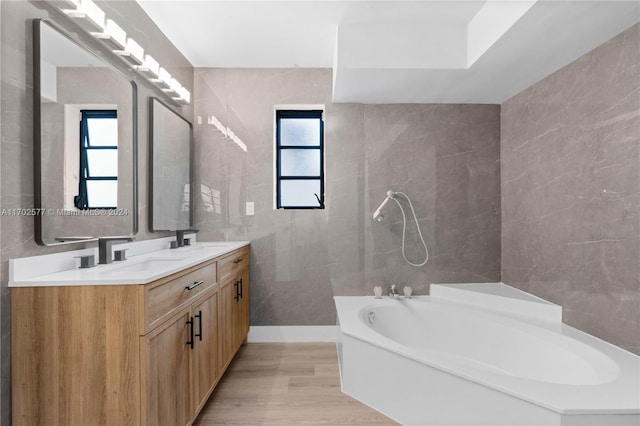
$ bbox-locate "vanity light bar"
[137,54,160,79]
[163,77,182,97]
[174,87,191,105]
[115,38,144,65]
[92,19,126,50]
[66,0,105,32]
[53,0,191,104]
[152,67,172,90]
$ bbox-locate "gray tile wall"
[0,1,193,424]
[194,68,501,326]
[501,24,640,354]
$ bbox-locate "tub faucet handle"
[389,285,399,298]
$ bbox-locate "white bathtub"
[334,284,640,426]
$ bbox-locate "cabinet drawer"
[144,262,217,331]
[218,246,249,283]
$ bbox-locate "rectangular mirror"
[34,19,138,245]
[149,97,192,231]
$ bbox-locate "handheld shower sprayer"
[372,190,396,222]
[371,189,429,267]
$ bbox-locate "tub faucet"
[389,285,400,298]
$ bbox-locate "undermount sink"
[112,257,186,274]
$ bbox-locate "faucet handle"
[113,249,129,262]
[75,255,95,269]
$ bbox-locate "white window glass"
[87,117,118,147]
[87,180,118,208]
[280,149,320,176]
[280,180,321,207]
[280,118,320,146]
[87,150,118,177]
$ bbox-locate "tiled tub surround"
[335,284,640,426]
[501,23,640,354]
[194,68,501,327]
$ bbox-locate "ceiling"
[137,0,640,104]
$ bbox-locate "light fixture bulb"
[104,19,126,50]
[125,38,144,65]
[143,55,160,77]
[79,0,105,31]
[51,0,80,11]
[157,67,172,89]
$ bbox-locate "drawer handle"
[233,258,243,264]
[185,280,204,291]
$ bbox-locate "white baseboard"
[247,326,340,343]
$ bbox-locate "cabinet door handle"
[194,310,202,341]
[234,280,240,302]
[185,280,204,291]
[239,278,243,299]
[186,316,194,349]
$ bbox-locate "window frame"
[275,109,325,209]
[75,109,118,210]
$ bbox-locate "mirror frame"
[33,19,138,246]
[148,97,193,231]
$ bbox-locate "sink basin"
[112,258,186,274]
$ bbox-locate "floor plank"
[193,343,398,425]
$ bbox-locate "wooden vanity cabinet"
[12,246,249,426]
[140,287,219,426]
[218,247,250,373]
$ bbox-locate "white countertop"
[9,239,249,287]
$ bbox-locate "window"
[74,110,118,209]
[275,110,324,209]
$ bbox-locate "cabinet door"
[191,292,218,415]
[237,269,250,344]
[219,279,238,373]
[141,311,191,426]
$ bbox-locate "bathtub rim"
[334,295,640,416]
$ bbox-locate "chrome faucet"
[174,229,199,248]
[98,236,133,264]
[389,285,399,298]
